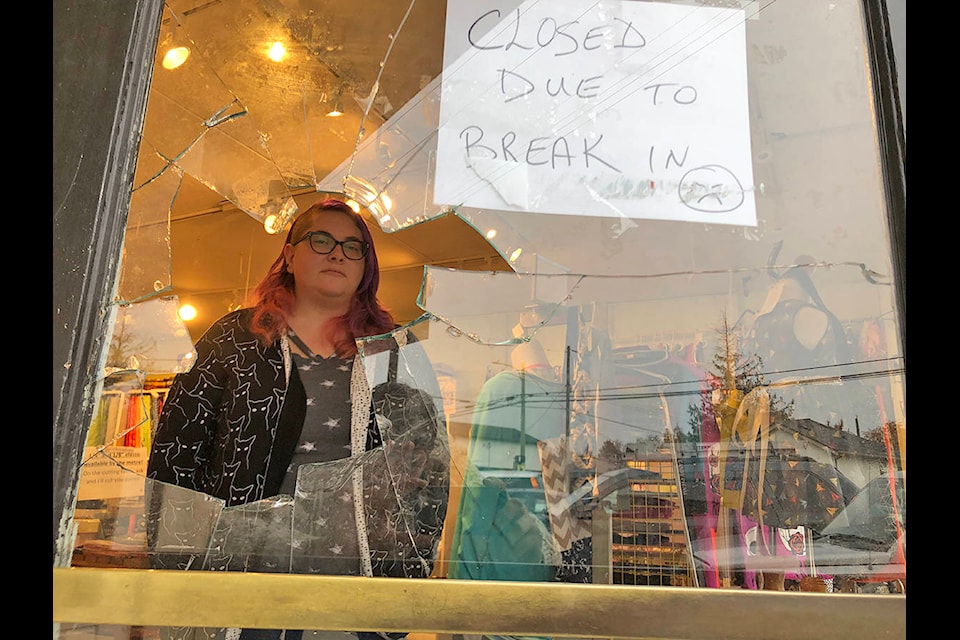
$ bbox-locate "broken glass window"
[67,0,906,609]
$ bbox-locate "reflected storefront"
[53,1,906,639]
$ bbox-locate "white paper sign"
[436,0,756,226]
[78,446,148,501]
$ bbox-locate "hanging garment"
[747,270,879,429]
[448,371,566,583]
[447,461,558,583]
[719,388,851,535]
[537,436,593,582]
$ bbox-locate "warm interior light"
[162,46,190,70]
[486,229,498,240]
[263,214,280,234]
[327,88,345,117]
[267,42,286,62]
[344,199,361,213]
[263,198,299,235]
[509,247,523,262]
[178,304,198,322]
[380,192,393,211]
[326,99,344,117]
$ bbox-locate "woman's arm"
[369,379,450,576]
[146,318,230,491]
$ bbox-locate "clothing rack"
[616,330,704,353]
[85,384,170,452]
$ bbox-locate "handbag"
[719,388,848,541]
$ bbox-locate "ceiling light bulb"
[486,229,497,239]
[263,214,279,234]
[327,88,345,117]
[162,46,190,70]
[510,248,523,262]
[179,304,198,321]
[267,42,286,62]
[266,197,299,235]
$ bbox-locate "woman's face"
[283,208,366,307]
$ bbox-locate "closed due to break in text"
[459,125,622,172]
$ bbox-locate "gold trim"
[54,568,905,639]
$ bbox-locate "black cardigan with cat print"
[146,308,381,505]
[146,308,449,582]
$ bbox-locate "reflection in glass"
[413,262,903,592]
[104,297,197,376]
[119,164,179,303]
[71,2,906,629]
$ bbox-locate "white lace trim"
[279,333,292,386]
[350,352,374,577]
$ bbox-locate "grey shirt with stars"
[278,334,355,496]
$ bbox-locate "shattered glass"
[66,2,906,632]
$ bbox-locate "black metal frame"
[51,0,907,628]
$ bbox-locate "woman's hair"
[249,198,395,355]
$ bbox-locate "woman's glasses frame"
[294,230,369,260]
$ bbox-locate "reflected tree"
[686,313,794,443]
[105,309,157,372]
[710,312,793,421]
[598,439,626,467]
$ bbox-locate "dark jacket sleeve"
[146,316,231,489]
[144,315,235,568]
[370,361,450,579]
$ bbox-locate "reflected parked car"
[810,471,905,588]
[689,471,905,588]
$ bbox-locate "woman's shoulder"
[200,307,258,340]
[225,307,256,324]
[208,307,254,326]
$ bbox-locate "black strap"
[367,336,400,451]
[287,330,315,358]
[388,340,399,383]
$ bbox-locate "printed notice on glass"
[436,0,756,226]
[78,446,148,501]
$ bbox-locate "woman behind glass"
[147,198,449,640]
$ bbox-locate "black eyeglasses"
[294,231,369,260]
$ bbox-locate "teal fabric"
[448,463,555,582]
[448,370,560,582]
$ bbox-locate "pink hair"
[249,198,394,356]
